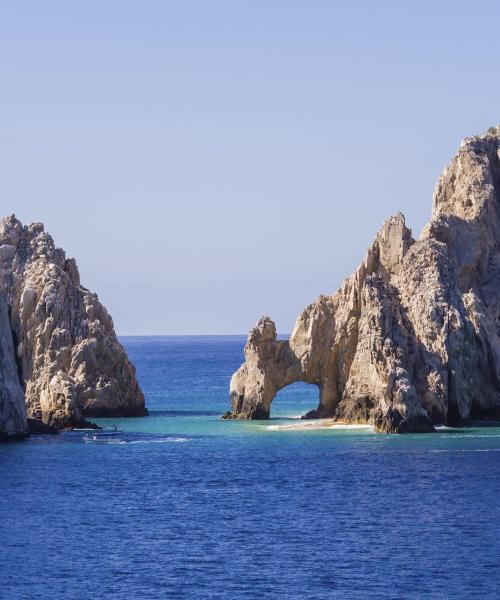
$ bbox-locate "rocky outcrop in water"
[226,132,500,432]
[0,215,145,435]
[0,295,27,439]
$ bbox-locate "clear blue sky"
[1,1,499,334]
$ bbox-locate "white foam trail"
[430,448,500,453]
[439,433,500,438]
[126,437,191,444]
[100,437,192,445]
[269,414,304,420]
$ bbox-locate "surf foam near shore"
[264,419,374,432]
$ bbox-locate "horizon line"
[117,332,292,337]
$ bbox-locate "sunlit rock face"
[226,133,500,433]
[0,215,146,432]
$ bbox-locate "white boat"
[83,426,123,443]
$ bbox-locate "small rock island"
[0,215,145,440]
[226,130,500,432]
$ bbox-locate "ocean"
[1,336,499,599]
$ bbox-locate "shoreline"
[264,418,375,432]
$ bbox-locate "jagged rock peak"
[0,215,146,436]
[432,134,500,221]
[226,132,500,433]
[364,212,414,278]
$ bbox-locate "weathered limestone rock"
[225,317,302,419]
[0,295,27,440]
[227,132,500,432]
[0,215,146,432]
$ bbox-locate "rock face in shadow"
[226,133,500,432]
[0,215,146,432]
[0,295,27,440]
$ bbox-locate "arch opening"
[271,381,320,420]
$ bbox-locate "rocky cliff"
[226,132,500,432]
[0,215,145,437]
[0,295,28,440]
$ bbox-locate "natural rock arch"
[226,314,342,421]
[225,132,500,433]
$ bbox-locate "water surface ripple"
[1,336,499,599]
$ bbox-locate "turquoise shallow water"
[1,336,500,599]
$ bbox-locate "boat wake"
[83,433,191,445]
[430,448,500,453]
[117,437,191,444]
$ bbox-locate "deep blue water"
[1,336,500,599]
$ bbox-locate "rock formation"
[226,131,500,432]
[0,295,28,439]
[0,215,145,436]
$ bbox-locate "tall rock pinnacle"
[0,215,145,436]
[226,131,500,432]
